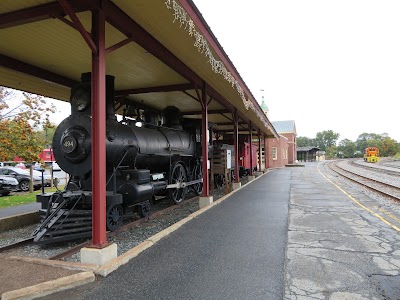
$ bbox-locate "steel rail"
[0,237,34,253]
[48,195,199,260]
[328,161,400,202]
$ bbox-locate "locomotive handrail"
[106,145,135,187]
[53,193,84,232]
[32,193,70,236]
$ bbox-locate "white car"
[33,170,52,187]
[44,162,61,171]
[0,175,20,195]
[0,166,42,191]
[52,162,61,171]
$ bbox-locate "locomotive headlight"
[71,85,91,112]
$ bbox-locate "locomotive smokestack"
[70,72,116,119]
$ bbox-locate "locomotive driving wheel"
[106,204,123,231]
[192,164,203,196]
[168,162,188,204]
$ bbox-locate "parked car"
[46,162,61,172]
[15,162,27,169]
[0,175,19,196]
[33,169,52,187]
[0,167,42,191]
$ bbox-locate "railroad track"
[0,237,34,253]
[49,194,199,260]
[0,194,199,260]
[350,160,400,177]
[327,161,400,202]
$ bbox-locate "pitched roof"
[296,146,320,152]
[272,120,296,134]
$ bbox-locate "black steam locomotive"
[32,73,203,243]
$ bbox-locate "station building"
[258,96,297,169]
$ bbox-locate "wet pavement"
[285,162,400,299]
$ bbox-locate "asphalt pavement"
[0,202,40,218]
[44,169,291,300]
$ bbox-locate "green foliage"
[325,145,337,159]
[314,130,340,151]
[337,139,356,158]
[394,152,400,160]
[0,87,56,162]
[35,125,57,149]
[300,130,400,159]
[0,191,40,208]
[0,187,60,208]
[296,136,315,147]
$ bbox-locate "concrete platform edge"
[1,271,95,300]
[6,255,99,272]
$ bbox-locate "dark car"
[0,166,42,191]
[0,175,19,196]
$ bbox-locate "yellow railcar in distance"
[364,147,380,163]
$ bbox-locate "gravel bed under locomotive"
[33,73,203,243]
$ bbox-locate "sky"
[192,0,400,142]
[38,0,400,142]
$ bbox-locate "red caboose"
[38,148,55,162]
[238,137,258,176]
[214,135,259,177]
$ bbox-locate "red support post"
[249,122,253,176]
[233,110,239,183]
[201,82,209,197]
[264,134,268,169]
[258,129,262,172]
[91,7,107,248]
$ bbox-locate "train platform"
[1,163,400,299]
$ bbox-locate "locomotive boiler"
[32,73,203,243]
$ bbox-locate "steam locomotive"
[32,73,203,243]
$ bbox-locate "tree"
[296,136,316,147]
[314,130,340,151]
[0,87,56,162]
[380,137,398,157]
[325,145,338,159]
[35,123,57,149]
[355,132,399,158]
[337,139,356,158]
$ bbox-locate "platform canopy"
[0,0,278,138]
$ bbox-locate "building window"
[286,148,288,160]
[272,147,277,160]
[282,148,285,159]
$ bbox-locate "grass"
[0,187,63,209]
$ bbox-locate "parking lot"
[0,163,68,196]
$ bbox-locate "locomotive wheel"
[168,162,188,204]
[137,199,153,218]
[106,204,123,231]
[192,164,203,196]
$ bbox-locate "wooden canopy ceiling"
[0,0,278,138]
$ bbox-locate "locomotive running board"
[166,178,203,189]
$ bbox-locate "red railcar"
[38,149,55,162]
[214,135,259,177]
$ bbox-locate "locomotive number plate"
[62,136,77,153]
